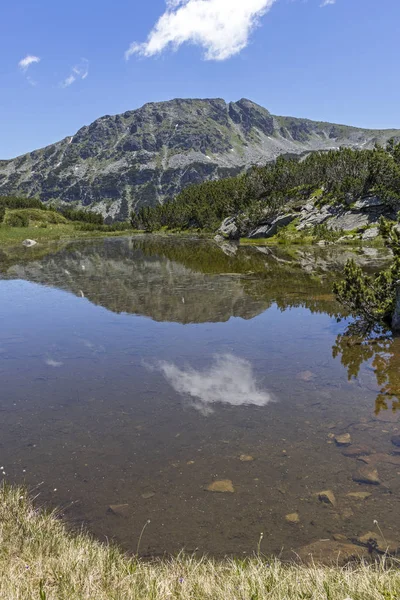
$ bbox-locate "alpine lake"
[1,235,400,560]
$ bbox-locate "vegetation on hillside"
[0,195,137,246]
[130,142,400,232]
[1,483,400,600]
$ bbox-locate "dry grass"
[1,484,400,599]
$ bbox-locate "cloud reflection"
[156,353,274,415]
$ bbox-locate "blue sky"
[2,0,399,158]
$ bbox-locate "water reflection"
[333,324,400,414]
[154,353,274,416]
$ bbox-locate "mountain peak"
[1,97,399,221]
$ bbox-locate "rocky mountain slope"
[1,98,400,220]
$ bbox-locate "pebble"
[335,433,352,447]
[285,512,300,524]
[141,492,155,499]
[206,480,235,493]
[318,490,337,507]
[239,454,254,462]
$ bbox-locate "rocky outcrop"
[248,214,297,239]
[216,192,396,241]
[1,98,400,220]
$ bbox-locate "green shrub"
[333,217,400,329]
[5,211,29,227]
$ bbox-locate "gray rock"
[218,216,240,240]
[214,234,225,243]
[22,239,37,247]
[353,196,384,210]
[248,213,296,239]
[296,205,332,230]
[1,98,400,214]
[327,211,371,231]
[337,235,357,243]
[391,434,400,447]
[362,227,379,241]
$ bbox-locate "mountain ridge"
[1,97,400,220]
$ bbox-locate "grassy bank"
[0,223,140,247]
[1,485,400,600]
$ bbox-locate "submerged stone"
[342,446,370,457]
[335,433,352,447]
[107,504,130,517]
[346,492,371,501]
[296,370,315,382]
[352,466,380,485]
[358,532,398,554]
[285,512,300,524]
[318,490,337,507]
[206,480,234,493]
[391,434,400,447]
[141,492,155,499]
[239,454,254,462]
[296,540,368,565]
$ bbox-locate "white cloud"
[125,0,277,61]
[60,58,89,88]
[153,353,275,415]
[18,55,40,71]
[320,0,335,5]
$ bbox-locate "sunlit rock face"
[1,97,399,220]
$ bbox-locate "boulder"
[296,205,332,230]
[22,239,37,247]
[327,211,371,231]
[353,196,384,210]
[218,217,240,240]
[248,214,296,239]
[362,227,380,241]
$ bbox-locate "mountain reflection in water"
[2,235,400,558]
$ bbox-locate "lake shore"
[1,484,399,600]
